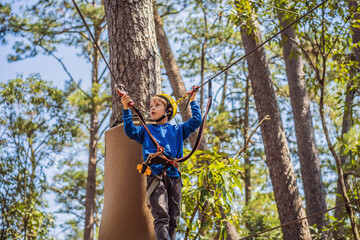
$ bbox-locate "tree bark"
[349,0,360,63]
[278,11,327,231]
[101,0,160,239]
[243,75,251,204]
[239,19,311,240]
[105,0,161,127]
[84,112,99,240]
[334,82,355,239]
[152,5,191,120]
[84,28,101,240]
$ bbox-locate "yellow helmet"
[156,93,177,120]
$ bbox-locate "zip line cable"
[71,0,329,111]
[248,0,345,28]
[71,0,117,86]
[197,0,330,90]
[71,0,154,117]
[239,198,360,240]
[71,0,212,164]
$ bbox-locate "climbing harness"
[119,79,212,178]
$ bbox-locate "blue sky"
[1,35,92,90]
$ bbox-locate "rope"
[71,0,117,86]
[239,198,360,240]
[71,0,150,116]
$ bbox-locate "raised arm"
[122,95,144,143]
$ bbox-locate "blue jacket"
[123,101,202,177]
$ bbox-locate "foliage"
[5,0,107,63]
[180,147,244,239]
[0,75,78,239]
[239,195,282,240]
[3,0,110,237]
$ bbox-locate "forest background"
[0,0,359,239]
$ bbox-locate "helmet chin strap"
[155,111,170,122]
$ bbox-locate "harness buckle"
[137,163,152,176]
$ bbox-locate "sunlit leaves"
[181,147,243,237]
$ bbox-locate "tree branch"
[38,45,92,100]
[233,115,270,159]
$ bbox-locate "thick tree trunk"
[105,0,161,126]
[101,0,160,239]
[240,21,311,240]
[84,33,101,240]
[278,13,327,231]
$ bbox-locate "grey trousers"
[147,175,182,240]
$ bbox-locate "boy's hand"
[189,91,197,102]
[121,95,133,110]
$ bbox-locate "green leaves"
[181,147,244,237]
[0,75,79,238]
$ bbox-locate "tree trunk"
[105,0,161,126]
[278,11,327,232]
[243,76,251,204]
[152,5,191,119]
[84,31,101,240]
[349,0,360,63]
[153,4,207,150]
[101,0,160,239]
[153,5,238,239]
[199,6,208,115]
[334,82,355,239]
[240,20,311,240]
[334,1,360,237]
[200,40,207,114]
[84,112,99,240]
[219,71,228,111]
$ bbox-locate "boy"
[121,92,201,240]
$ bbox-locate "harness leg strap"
[146,176,161,209]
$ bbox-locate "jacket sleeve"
[181,101,202,140]
[123,109,144,144]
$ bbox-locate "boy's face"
[150,99,166,121]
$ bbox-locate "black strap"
[155,113,167,122]
[176,79,212,163]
